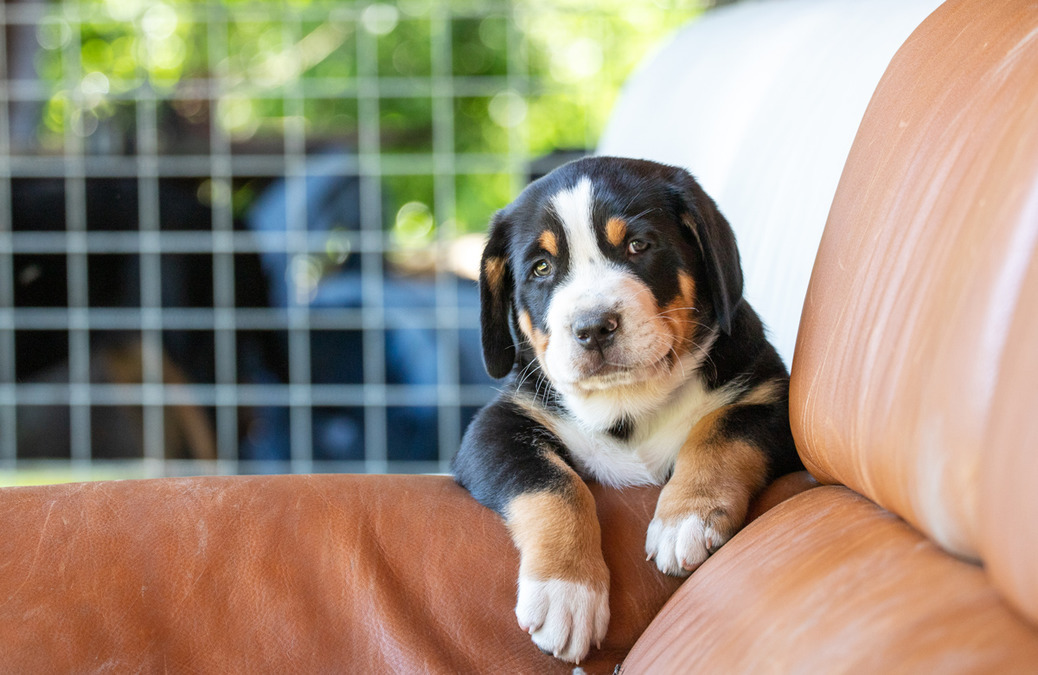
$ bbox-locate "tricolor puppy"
[452,157,802,664]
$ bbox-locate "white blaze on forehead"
[550,176,602,268]
[547,176,617,334]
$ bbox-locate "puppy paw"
[645,506,740,577]
[515,576,609,664]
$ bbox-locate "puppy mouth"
[581,361,631,382]
[566,352,669,390]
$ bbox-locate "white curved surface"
[598,0,946,366]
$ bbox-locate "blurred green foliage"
[32,0,703,245]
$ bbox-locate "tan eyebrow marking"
[538,230,559,257]
[606,216,627,247]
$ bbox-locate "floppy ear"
[478,212,517,379]
[673,170,743,335]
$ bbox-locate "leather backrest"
[791,0,1038,625]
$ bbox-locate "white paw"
[515,576,609,664]
[645,511,730,577]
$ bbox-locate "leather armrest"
[623,486,1038,672]
[0,472,812,672]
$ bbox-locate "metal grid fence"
[0,0,699,483]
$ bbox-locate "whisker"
[624,205,657,224]
[515,358,541,392]
[654,305,698,317]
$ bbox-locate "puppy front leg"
[506,467,609,664]
[646,405,769,577]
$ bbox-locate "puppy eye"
[532,259,554,278]
[627,239,650,256]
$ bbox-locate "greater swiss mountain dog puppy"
[452,156,803,664]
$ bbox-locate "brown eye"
[627,239,649,255]
[532,259,553,278]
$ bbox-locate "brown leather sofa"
[2,0,1037,672]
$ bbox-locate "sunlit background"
[0,0,707,484]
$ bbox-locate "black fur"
[455,396,572,514]
[478,213,518,379]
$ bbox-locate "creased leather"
[623,487,1038,673]
[0,472,811,673]
[0,475,660,674]
[790,0,1038,575]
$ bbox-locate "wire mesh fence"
[0,0,700,483]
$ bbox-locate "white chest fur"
[548,375,742,488]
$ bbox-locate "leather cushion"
[623,486,1038,673]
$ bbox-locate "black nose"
[572,311,620,352]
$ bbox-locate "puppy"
[452,157,802,663]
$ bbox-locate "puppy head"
[478,157,742,395]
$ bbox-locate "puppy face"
[479,157,742,400]
[519,176,696,394]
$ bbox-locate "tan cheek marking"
[655,406,769,531]
[538,230,559,257]
[662,271,698,352]
[483,256,506,297]
[678,270,696,305]
[505,480,608,589]
[518,310,550,357]
[605,217,627,247]
[678,271,698,346]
